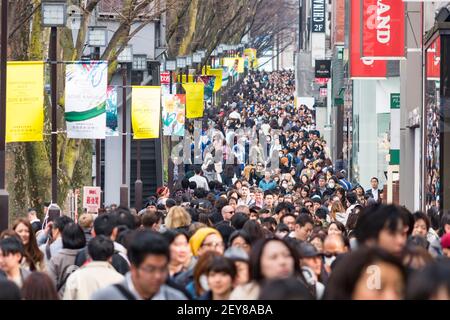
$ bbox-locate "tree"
[5,0,172,221]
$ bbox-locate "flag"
[182,82,204,119]
[131,86,161,139]
[6,62,44,143]
[65,61,108,139]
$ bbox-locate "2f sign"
[312,0,326,33]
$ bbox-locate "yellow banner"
[180,74,194,83]
[206,68,223,93]
[244,48,258,68]
[131,86,161,139]
[223,57,245,73]
[6,62,44,143]
[182,82,204,119]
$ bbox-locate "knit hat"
[441,233,450,249]
[189,227,222,257]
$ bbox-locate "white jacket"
[63,261,124,300]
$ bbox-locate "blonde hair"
[78,214,94,229]
[330,201,345,221]
[165,206,192,229]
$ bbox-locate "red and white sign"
[315,78,330,85]
[160,72,171,85]
[426,37,440,80]
[320,87,328,97]
[83,186,101,213]
[361,0,405,59]
[350,0,387,78]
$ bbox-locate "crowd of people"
[1,70,450,300]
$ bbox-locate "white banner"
[65,61,108,139]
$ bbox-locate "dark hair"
[181,178,190,189]
[12,218,43,271]
[412,212,431,232]
[141,211,162,229]
[62,223,86,250]
[194,166,202,175]
[328,221,347,236]
[281,213,296,224]
[259,277,315,300]
[439,212,450,236]
[371,177,379,183]
[94,213,118,237]
[250,238,301,282]
[0,280,21,300]
[324,246,406,299]
[346,192,358,205]
[0,237,24,257]
[112,207,136,230]
[296,213,314,227]
[88,235,114,261]
[21,272,59,300]
[205,256,237,279]
[242,220,265,244]
[354,204,407,244]
[161,229,189,245]
[53,216,73,233]
[228,230,251,247]
[165,198,177,209]
[127,230,169,267]
[406,259,450,299]
[231,213,249,230]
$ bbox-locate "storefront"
[423,10,450,213]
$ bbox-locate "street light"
[0,0,9,231]
[176,57,186,84]
[88,26,107,207]
[132,54,148,210]
[117,45,133,208]
[42,0,67,205]
[41,0,67,27]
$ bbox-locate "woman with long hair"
[12,218,45,271]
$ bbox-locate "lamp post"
[131,54,148,211]
[117,45,133,208]
[42,0,67,205]
[186,55,192,84]
[87,26,107,205]
[165,60,177,193]
[0,0,8,231]
[193,52,202,80]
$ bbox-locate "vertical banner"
[198,75,216,102]
[426,37,440,81]
[162,94,186,137]
[244,48,258,68]
[207,68,223,92]
[390,93,400,165]
[361,0,405,59]
[312,0,326,33]
[131,86,161,139]
[65,61,108,139]
[222,67,230,87]
[350,0,387,78]
[182,82,204,119]
[106,86,119,136]
[6,62,44,142]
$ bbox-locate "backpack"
[57,264,79,292]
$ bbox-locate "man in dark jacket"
[75,213,130,275]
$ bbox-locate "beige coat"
[63,261,124,300]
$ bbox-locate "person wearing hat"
[189,228,224,258]
[297,242,325,299]
[441,233,450,258]
[224,247,250,286]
